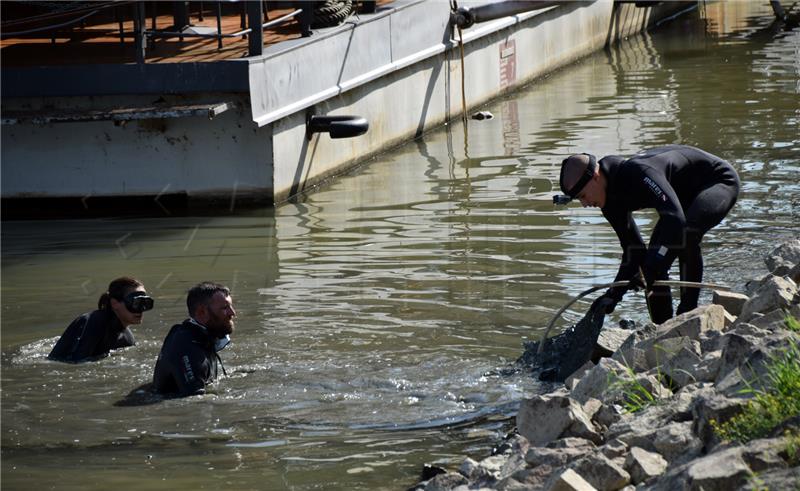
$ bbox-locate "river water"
[2,2,798,490]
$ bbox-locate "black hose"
[537,279,732,354]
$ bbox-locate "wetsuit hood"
[559,153,597,198]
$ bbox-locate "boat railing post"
[247,0,264,56]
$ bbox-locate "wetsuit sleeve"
[602,207,646,300]
[171,342,214,397]
[637,167,686,285]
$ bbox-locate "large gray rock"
[570,453,630,491]
[548,437,599,451]
[582,398,603,421]
[609,383,715,448]
[739,276,797,320]
[749,308,791,331]
[639,336,699,371]
[691,349,723,383]
[745,274,771,297]
[713,330,798,397]
[498,465,553,491]
[611,325,658,372]
[660,346,703,388]
[611,344,648,374]
[765,239,800,273]
[498,452,530,482]
[787,262,800,284]
[593,402,624,429]
[726,321,770,340]
[599,439,628,461]
[685,446,751,490]
[691,392,748,451]
[745,465,800,491]
[565,361,595,391]
[517,394,600,446]
[741,437,790,472]
[545,468,598,491]
[458,457,494,482]
[652,421,702,463]
[606,403,677,451]
[625,447,668,484]
[477,454,511,478]
[594,327,632,358]
[654,305,727,342]
[526,441,595,469]
[571,358,630,404]
[460,453,520,483]
[632,373,672,401]
[424,471,469,491]
[714,332,762,386]
[712,290,749,317]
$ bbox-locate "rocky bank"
[414,239,800,491]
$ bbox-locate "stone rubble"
[412,239,800,491]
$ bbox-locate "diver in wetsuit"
[48,277,154,362]
[152,282,236,397]
[558,145,740,324]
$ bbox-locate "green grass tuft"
[607,365,657,413]
[711,339,800,443]
[786,314,800,332]
[785,429,800,466]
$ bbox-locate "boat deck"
[1,1,391,67]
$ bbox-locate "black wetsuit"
[600,145,740,323]
[48,309,135,362]
[152,319,224,397]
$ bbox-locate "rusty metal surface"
[1,101,235,125]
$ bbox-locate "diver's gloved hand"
[591,294,618,314]
[628,273,647,292]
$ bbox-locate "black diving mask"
[124,292,154,313]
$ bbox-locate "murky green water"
[2,3,798,489]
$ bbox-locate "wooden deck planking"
[1,6,305,66]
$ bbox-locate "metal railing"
[1,1,312,64]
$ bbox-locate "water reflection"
[2,2,799,489]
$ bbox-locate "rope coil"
[312,0,353,28]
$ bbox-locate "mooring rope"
[312,0,353,28]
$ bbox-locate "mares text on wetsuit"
[152,319,219,397]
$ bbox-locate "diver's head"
[559,153,607,208]
[100,277,152,327]
[187,282,236,337]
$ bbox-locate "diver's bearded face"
[203,292,236,337]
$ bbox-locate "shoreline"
[414,239,800,491]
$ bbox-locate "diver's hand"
[591,294,618,314]
[628,273,647,292]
